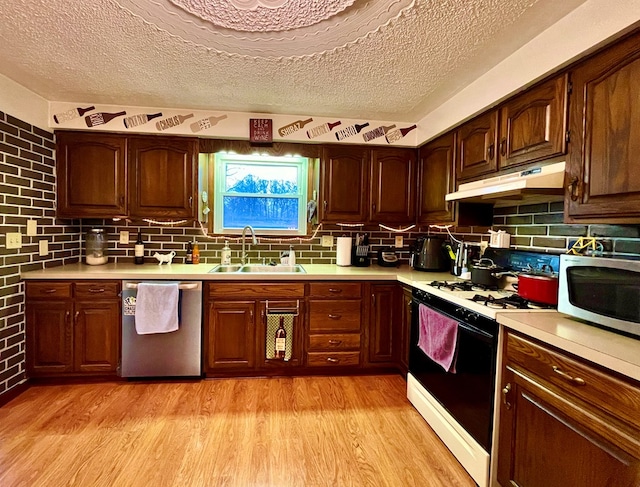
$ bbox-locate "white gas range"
[407,251,559,487]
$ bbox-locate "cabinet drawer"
[208,282,305,299]
[308,333,361,351]
[308,282,362,299]
[306,351,360,367]
[26,282,72,299]
[506,333,640,429]
[308,300,361,332]
[75,281,120,299]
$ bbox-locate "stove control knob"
[467,312,479,323]
[454,307,468,319]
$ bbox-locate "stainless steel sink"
[208,264,306,273]
[208,264,243,273]
[238,264,306,273]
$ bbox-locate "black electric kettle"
[411,236,448,271]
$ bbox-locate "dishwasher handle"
[124,282,200,291]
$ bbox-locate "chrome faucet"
[241,225,258,265]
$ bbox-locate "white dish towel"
[134,282,179,334]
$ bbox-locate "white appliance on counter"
[121,280,202,377]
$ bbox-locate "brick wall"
[0,112,80,401]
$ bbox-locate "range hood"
[445,161,566,203]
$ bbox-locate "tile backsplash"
[2,109,640,404]
[1,111,81,401]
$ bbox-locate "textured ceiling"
[0,0,587,122]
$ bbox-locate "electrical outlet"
[6,232,22,249]
[39,240,48,256]
[321,235,333,247]
[27,220,37,236]
[119,231,129,244]
[395,235,403,248]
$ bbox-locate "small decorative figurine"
[154,251,176,265]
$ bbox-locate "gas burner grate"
[469,294,555,310]
[429,281,498,292]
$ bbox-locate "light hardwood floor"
[0,375,475,487]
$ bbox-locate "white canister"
[489,230,511,248]
[336,237,352,266]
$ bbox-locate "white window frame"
[213,153,308,236]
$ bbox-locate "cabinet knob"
[88,288,105,293]
[326,357,340,363]
[502,382,512,410]
[567,177,580,201]
[500,138,507,157]
[328,340,342,346]
[328,288,342,294]
[74,311,80,323]
[189,196,193,208]
[328,314,342,320]
[323,200,327,212]
[487,143,495,161]
[42,288,57,294]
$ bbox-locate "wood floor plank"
[0,375,475,487]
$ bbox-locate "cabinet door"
[498,367,640,487]
[398,287,412,373]
[370,147,416,223]
[56,132,127,218]
[206,301,255,371]
[498,74,568,170]
[417,132,456,224]
[26,301,74,375]
[320,145,369,222]
[456,111,498,180]
[74,301,120,373]
[367,284,397,364]
[566,31,640,222]
[129,136,198,219]
[256,300,303,368]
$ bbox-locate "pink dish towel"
[418,304,459,373]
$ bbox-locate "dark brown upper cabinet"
[565,30,640,223]
[128,136,198,219]
[498,74,568,170]
[456,111,499,181]
[417,132,456,224]
[319,145,369,223]
[456,74,568,182]
[56,132,127,218]
[370,147,416,224]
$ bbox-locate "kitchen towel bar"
[124,282,200,291]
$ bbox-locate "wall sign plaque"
[250,118,273,143]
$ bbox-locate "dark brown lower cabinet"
[367,283,399,365]
[206,301,256,371]
[26,281,121,377]
[497,332,640,487]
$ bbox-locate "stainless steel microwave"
[559,255,640,338]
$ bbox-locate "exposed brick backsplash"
[0,112,80,401]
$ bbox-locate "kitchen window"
[211,153,309,235]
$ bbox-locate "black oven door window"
[567,267,640,323]
[410,302,497,451]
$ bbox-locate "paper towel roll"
[336,237,352,266]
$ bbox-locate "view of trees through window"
[214,154,308,234]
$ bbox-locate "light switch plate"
[27,220,37,236]
[119,231,129,244]
[321,235,333,247]
[39,240,48,256]
[395,235,403,248]
[6,232,22,249]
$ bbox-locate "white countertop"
[497,312,640,382]
[22,262,640,382]
[21,262,452,282]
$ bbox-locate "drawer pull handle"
[328,314,342,320]
[552,366,586,386]
[328,288,342,293]
[502,382,512,410]
[88,288,105,293]
[326,357,340,363]
[42,288,57,294]
[328,340,342,346]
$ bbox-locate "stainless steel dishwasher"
[121,280,202,378]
